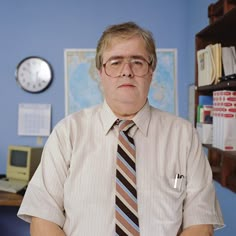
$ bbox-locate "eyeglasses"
[103,57,151,78]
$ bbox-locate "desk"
[0,191,23,206]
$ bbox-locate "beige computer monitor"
[6,145,43,182]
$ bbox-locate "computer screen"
[10,150,27,167]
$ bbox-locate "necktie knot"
[117,119,135,132]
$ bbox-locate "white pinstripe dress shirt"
[18,101,224,235]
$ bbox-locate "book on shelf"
[199,95,213,105]
[196,95,213,144]
[197,95,213,123]
[213,90,236,151]
[197,105,213,123]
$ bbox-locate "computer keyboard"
[0,178,27,193]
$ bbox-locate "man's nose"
[121,62,134,77]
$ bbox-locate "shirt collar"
[132,101,150,137]
[100,101,119,135]
[100,100,151,137]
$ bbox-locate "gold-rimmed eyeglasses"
[103,57,151,78]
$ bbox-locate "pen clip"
[174,173,184,189]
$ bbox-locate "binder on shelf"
[197,44,222,86]
[197,46,215,86]
[212,43,222,84]
[222,46,236,76]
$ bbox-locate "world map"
[65,49,177,115]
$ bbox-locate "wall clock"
[16,56,53,93]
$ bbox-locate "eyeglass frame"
[102,56,152,78]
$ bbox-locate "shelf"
[203,144,236,160]
[203,144,236,192]
[196,7,236,46]
[197,80,236,93]
[227,174,236,193]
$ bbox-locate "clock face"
[16,57,53,93]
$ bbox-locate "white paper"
[18,103,51,136]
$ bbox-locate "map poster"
[64,49,178,116]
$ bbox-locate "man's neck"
[106,99,147,120]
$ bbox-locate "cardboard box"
[213,90,236,150]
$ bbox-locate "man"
[18,22,224,235]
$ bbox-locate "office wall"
[0,0,235,235]
[0,0,189,173]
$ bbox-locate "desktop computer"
[0,145,43,193]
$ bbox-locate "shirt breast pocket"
[139,175,187,224]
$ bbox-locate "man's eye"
[132,60,144,66]
[110,60,122,66]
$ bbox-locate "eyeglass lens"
[104,57,149,77]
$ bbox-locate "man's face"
[99,36,153,118]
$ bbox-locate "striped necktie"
[115,120,140,236]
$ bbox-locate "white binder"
[197,46,216,86]
[197,44,222,86]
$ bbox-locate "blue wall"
[0,0,235,235]
[0,0,190,171]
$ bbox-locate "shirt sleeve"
[182,125,224,230]
[17,122,71,227]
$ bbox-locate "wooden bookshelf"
[195,7,236,193]
[203,144,236,192]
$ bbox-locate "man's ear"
[150,70,154,80]
[98,69,103,77]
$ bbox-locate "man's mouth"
[118,83,135,88]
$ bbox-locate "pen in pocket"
[174,173,184,189]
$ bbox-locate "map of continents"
[65,49,177,115]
